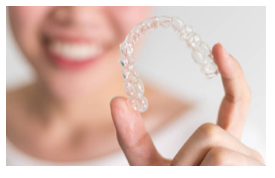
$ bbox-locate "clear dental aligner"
[119,16,219,113]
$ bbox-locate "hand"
[110,43,265,166]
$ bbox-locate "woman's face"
[8,6,150,99]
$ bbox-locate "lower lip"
[46,49,103,70]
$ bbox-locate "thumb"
[110,96,165,166]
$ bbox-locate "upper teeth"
[49,41,103,61]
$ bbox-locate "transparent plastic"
[119,16,219,112]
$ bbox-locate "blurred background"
[7,6,265,165]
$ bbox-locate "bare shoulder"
[141,83,193,131]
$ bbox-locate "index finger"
[212,43,252,140]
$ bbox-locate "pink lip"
[46,50,103,70]
[52,36,94,43]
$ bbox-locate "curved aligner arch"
[119,16,219,112]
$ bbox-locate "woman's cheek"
[107,6,151,39]
[9,7,50,36]
[8,7,52,63]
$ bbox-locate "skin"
[110,43,265,166]
[7,7,264,165]
[7,7,189,162]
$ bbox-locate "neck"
[29,70,125,125]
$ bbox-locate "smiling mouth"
[45,36,104,69]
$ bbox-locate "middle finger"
[171,123,263,166]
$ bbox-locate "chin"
[39,72,96,101]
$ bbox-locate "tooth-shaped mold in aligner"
[119,16,219,112]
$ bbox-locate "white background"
[6,6,266,161]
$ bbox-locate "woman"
[6,6,264,166]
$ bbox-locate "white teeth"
[49,41,103,61]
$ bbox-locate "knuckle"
[122,132,149,150]
[224,82,252,104]
[224,93,238,103]
[207,147,229,166]
[196,123,221,142]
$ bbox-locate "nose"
[50,6,106,28]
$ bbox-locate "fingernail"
[110,95,118,104]
[218,43,230,59]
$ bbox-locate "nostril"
[49,7,71,25]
